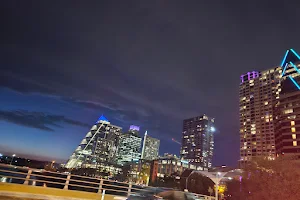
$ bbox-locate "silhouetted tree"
[225,156,300,200]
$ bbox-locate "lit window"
[291,127,296,132]
[264,101,268,105]
[291,121,295,126]
[292,134,297,139]
[284,109,293,114]
[293,141,297,146]
[265,119,269,122]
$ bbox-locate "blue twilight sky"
[1,0,300,166]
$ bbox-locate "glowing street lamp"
[10,154,16,165]
[51,160,55,168]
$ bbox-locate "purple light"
[240,71,259,84]
[252,71,259,79]
[129,125,140,131]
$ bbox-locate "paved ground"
[0,197,42,200]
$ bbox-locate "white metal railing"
[0,163,215,199]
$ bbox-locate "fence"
[0,163,215,199]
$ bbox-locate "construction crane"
[172,138,181,145]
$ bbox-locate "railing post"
[98,179,104,193]
[101,189,106,200]
[127,182,132,196]
[64,173,71,190]
[23,169,32,185]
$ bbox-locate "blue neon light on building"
[280,49,300,90]
[98,115,109,122]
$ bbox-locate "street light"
[10,154,16,165]
[51,160,55,168]
[185,171,196,191]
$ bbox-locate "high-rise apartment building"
[65,115,121,168]
[239,69,281,165]
[141,131,160,161]
[117,125,142,165]
[275,49,300,157]
[180,115,215,169]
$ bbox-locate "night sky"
[1,1,300,167]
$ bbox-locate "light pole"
[185,170,196,191]
[10,154,16,165]
[51,160,55,168]
[214,172,221,200]
[194,171,228,200]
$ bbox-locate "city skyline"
[1,1,300,167]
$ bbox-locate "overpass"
[0,164,214,200]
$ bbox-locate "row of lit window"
[291,120,297,146]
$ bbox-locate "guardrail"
[0,163,215,199]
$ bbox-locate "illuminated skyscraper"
[180,115,215,169]
[117,125,142,165]
[141,131,160,161]
[275,49,300,157]
[239,48,300,165]
[239,68,281,165]
[65,115,121,168]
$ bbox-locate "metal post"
[185,171,195,191]
[101,190,106,200]
[127,182,132,196]
[23,169,32,185]
[215,183,218,200]
[10,155,16,165]
[64,174,71,190]
[98,179,104,193]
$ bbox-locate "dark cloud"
[0,110,90,131]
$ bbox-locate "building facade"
[117,125,142,165]
[141,131,160,160]
[239,48,300,164]
[127,159,152,185]
[180,115,214,168]
[239,69,281,165]
[65,115,122,168]
[275,49,300,157]
[155,154,205,178]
